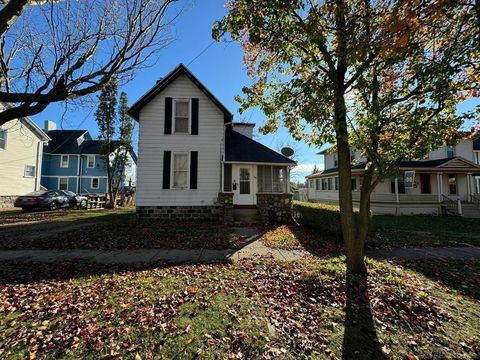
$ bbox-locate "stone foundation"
[0,196,17,208]
[218,192,234,224]
[136,205,222,220]
[256,193,293,223]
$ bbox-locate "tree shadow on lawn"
[397,257,480,300]
[342,270,386,360]
[291,225,344,258]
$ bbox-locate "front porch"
[220,163,293,223]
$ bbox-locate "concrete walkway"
[0,242,479,264]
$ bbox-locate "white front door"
[234,165,255,205]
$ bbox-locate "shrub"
[293,201,360,241]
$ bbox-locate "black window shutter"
[190,151,198,189]
[164,97,172,134]
[162,151,171,189]
[191,98,199,135]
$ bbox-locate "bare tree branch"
[0,0,182,125]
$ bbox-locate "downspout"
[35,141,41,191]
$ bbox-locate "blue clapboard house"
[41,121,137,194]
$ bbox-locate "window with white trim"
[60,155,69,168]
[333,153,338,167]
[172,153,189,188]
[257,166,287,192]
[173,99,190,134]
[315,179,320,190]
[475,152,480,165]
[87,155,95,168]
[0,129,6,149]
[24,165,35,178]
[59,177,69,190]
[91,177,100,189]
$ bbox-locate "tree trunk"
[356,165,376,261]
[334,0,364,274]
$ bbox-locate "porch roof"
[307,157,480,179]
[225,128,296,165]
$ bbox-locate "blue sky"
[31,0,479,181]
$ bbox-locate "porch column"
[394,178,399,203]
[467,173,472,202]
[285,167,289,193]
[436,173,442,202]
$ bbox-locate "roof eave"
[127,64,233,122]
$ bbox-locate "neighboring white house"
[128,64,296,222]
[306,136,480,217]
[0,109,51,207]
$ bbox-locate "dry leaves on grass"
[0,258,476,359]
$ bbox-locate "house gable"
[128,64,233,123]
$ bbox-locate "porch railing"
[442,194,459,216]
[351,192,439,203]
[470,194,480,209]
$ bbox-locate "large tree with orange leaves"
[214,0,477,273]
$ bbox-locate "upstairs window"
[350,150,356,162]
[173,99,190,134]
[87,155,95,168]
[333,153,338,167]
[0,129,6,149]
[446,146,455,158]
[24,165,35,178]
[172,153,189,188]
[60,155,69,168]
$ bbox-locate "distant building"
[0,105,50,207]
[306,136,480,217]
[41,121,137,194]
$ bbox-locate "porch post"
[285,167,289,193]
[467,173,472,202]
[394,178,399,203]
[437,173,442,202]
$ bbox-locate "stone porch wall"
[256,192,293,223]
[0,196,17,208]
[218,192,234,224]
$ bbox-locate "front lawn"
[369,215,480,248]
[0,210,243,250]
[0,207,135,226]
[0,258,478,359]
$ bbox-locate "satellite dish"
[281,147,294,157]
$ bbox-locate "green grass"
[0,258,478,359]
[369,215,480,248]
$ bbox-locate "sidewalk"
[0,239,479,264]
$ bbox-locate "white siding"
[136,74,225,206]
[0,119,44,196]
[456,140,474,161]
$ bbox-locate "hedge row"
[292,201,358,241]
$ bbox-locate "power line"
[187,40,216,67]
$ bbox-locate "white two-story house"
[128,64,296,222]
[306,136,480,217]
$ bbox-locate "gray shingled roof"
[225,128,296,165]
